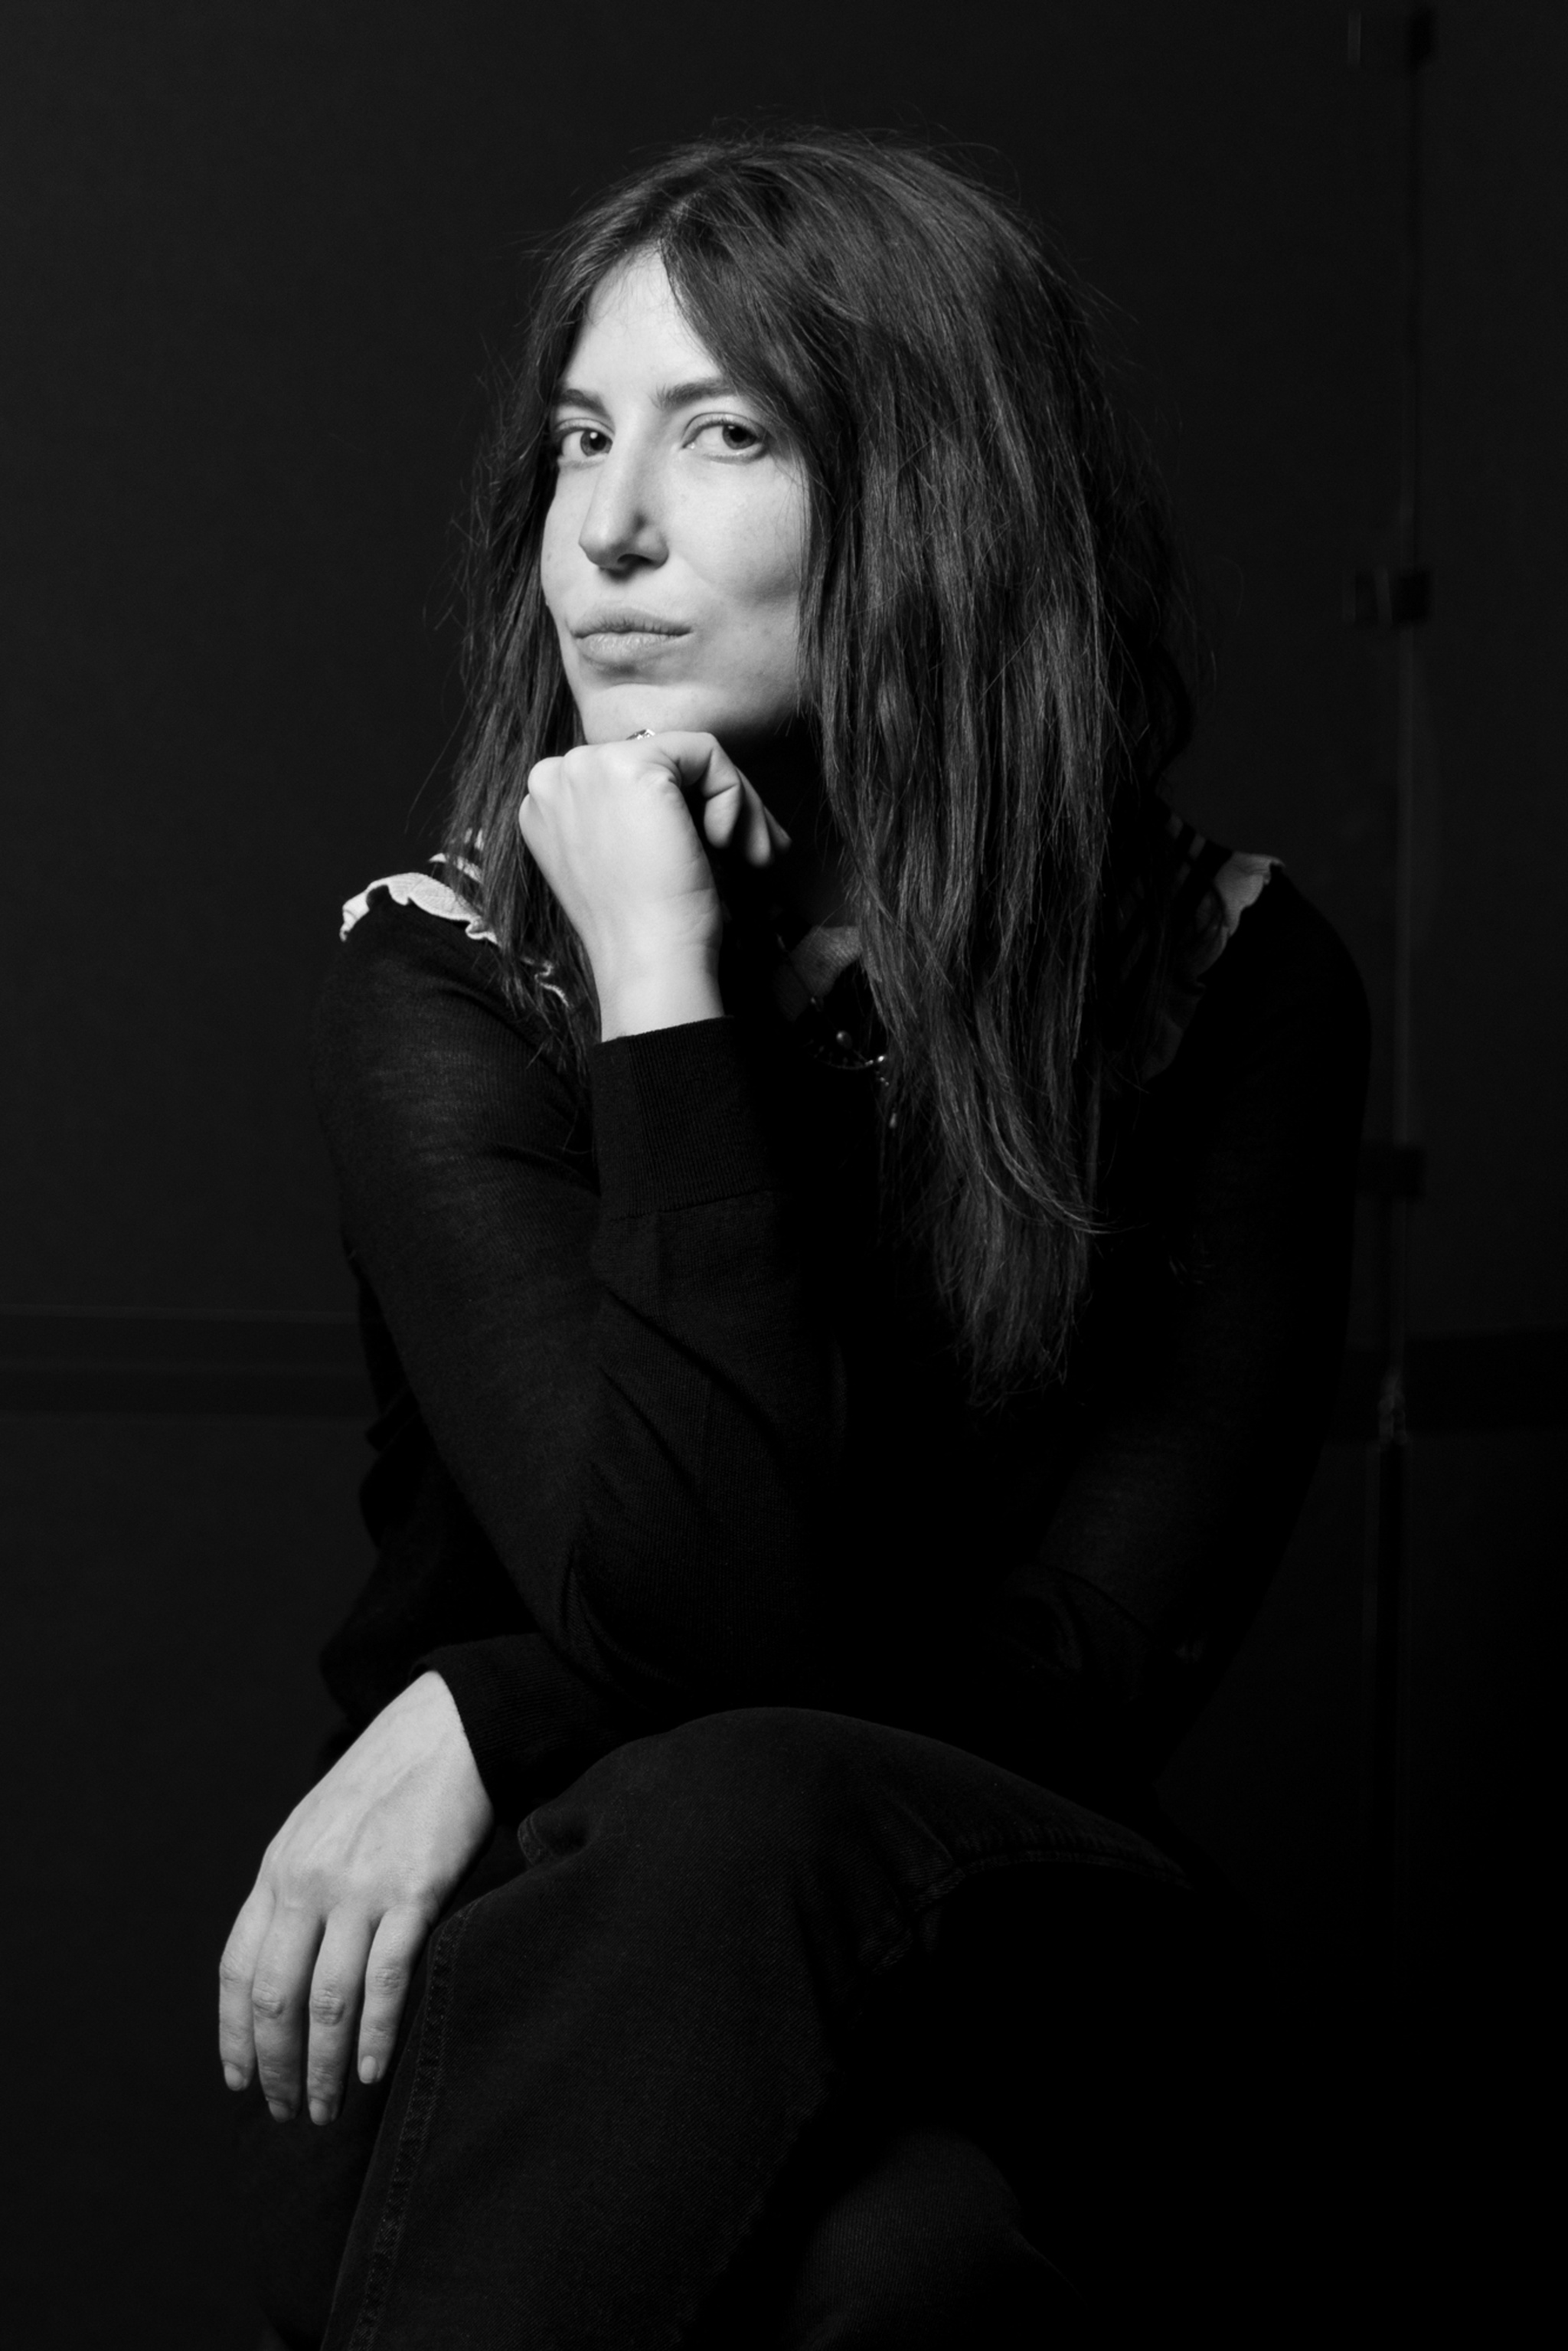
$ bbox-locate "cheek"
[722,487,808,638]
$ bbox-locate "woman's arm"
[319,734,839,1728]
[928,875,1372,1809]
[222,740,828,2125]
[312,903,844,1718]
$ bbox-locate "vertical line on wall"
[1348,3,1436,1977]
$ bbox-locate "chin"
[577,682,789,747]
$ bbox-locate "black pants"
[240,1708,1285,2348]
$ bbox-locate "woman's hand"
[217,1671,494,2125]
[520,731,789,1038]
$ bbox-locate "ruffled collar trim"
[339,816,1278,1084]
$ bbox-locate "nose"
[577,440,667,572]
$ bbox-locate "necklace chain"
[770,927,887,1074]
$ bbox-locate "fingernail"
[309,2098,335,2127]
[359,2055,380,2086]
[223,2063,247,2093]
[267,2099,295,2124]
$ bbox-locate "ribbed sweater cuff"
[589,1019,778,1217]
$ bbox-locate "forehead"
[563,251,718,384]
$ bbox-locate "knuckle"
[367,1957,410,2001]
[250,1981,294,2026]
[308,1984,352,2029]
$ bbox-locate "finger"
[645,737,786,868]
[629,731,742,809]
[518,760,563,855]
[217,1882,276,2091]
[593,729,756,862]
[250,1904,327,2121]
[740,786,792,866]
[522,754,565,804]
[758,799,792,862]
[304,1911,375,2126]
[701,776,791,869]
[356,1905,437,2090]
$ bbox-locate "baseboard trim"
[0,1308,371,1417]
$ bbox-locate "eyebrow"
[551,375,739,417]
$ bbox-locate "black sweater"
[310,861,1368,1834]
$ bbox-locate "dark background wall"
[2,4,1561,2342]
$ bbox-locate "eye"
[689,416,768,458]
[554,424,611,462]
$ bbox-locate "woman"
[222,132,1368,2346]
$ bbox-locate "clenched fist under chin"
[217,1671,494,2125]
[520,730,790,1038]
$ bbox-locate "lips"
[573,607,688,637]
[571,610,691,669]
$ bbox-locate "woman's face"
[541,252,808,749]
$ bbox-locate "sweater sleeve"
[312,894,844,1772]
[315,872,1369,1823]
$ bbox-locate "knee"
[776,2125,1071,2349]
[609,1703,862,1825]
[529,1708,873,1878]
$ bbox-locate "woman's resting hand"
[520,731,789,1038]
[217,1671,495,2125]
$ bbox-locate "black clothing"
[310,862,1369,1838]
[251,855,1368,2346]
[250,1710,1279,2350]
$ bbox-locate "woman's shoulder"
[1141,816,1368,1084]
[312,862,579,1118]
[325,859,573,1022]
[1152,827,1373,1100]
[1197,856,1369,1049]
[339,861,504,953]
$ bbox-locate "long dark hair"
[445,129,1197,1404]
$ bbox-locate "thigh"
[512,1704,1186,1978]
[681,1851,1205,2348]
[678,1803,1243,2346]
[514,1714,1202,2342]
[312,1712,1197,2349]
